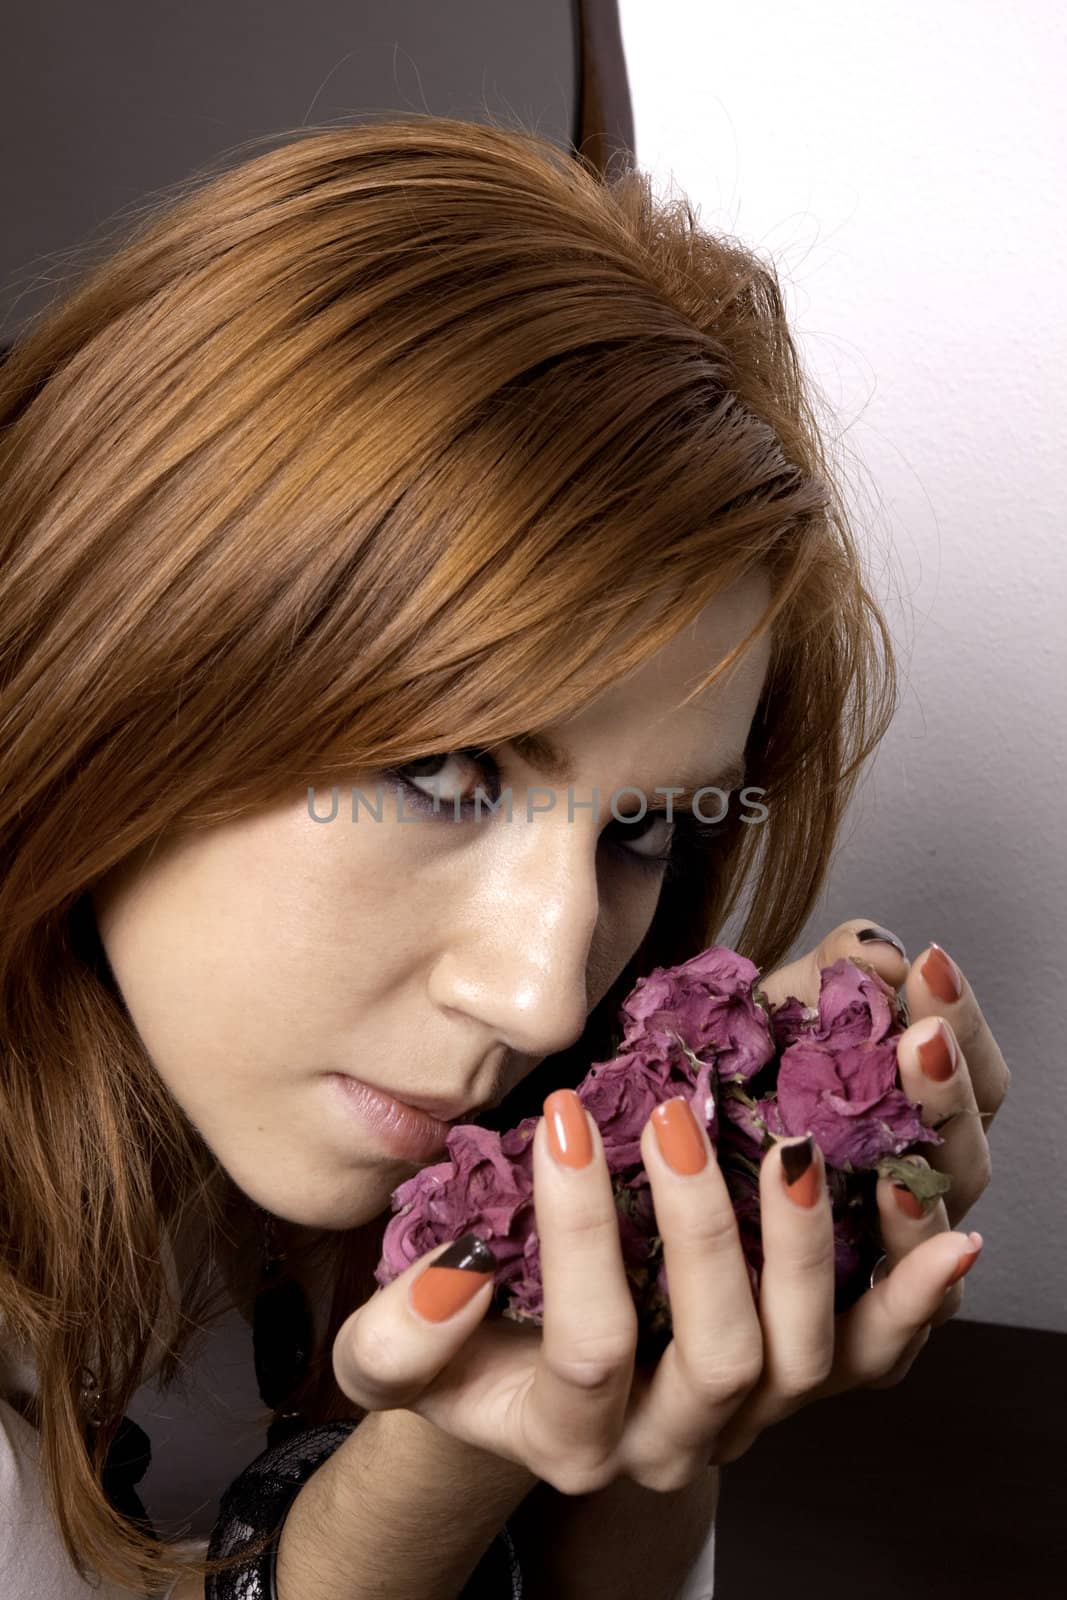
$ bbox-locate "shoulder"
[0,1396,67,1586]
[0,1390,40,1490]
[0,1397,138,1598]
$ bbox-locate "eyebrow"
[508,732,748,811]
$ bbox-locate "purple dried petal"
[374,944,945,1334]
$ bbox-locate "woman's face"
[91,573,772,1232]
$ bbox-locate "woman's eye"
[388,749,498,811]
[385,750,678,868]
[606,810,675,863]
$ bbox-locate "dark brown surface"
[575,0,636,178]
[715,1318,1066,1599]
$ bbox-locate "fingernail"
[916,1016,958,1081]
[945,1231,983,1286]
[651,1097,708,1176]
[920,943,963,1003]
[856,924,907,959]
[409,1232,498,1323]
[892,1182,926,1220]
[544,1088,594,1169]
[780,1135,822,1208]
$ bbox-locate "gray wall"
[622,0,1067,1336]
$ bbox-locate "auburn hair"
[0,112,897,1593]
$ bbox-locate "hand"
[332,914,1004,1496]
[710,916,1009,1462]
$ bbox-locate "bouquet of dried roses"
[374,946,954,1358]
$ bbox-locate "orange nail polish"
[920,943,963,1003]
[781,1135,822,1208]
[651,1098,707,1175]
[544,1089,594,1168]
[409,1233,497,1323]
[892,1183,926,1220]
[917,1018,958,1081]
[945,1232,983,1286]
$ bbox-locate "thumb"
[332,1231,499,1412]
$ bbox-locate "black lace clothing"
[203,1418,523,1600]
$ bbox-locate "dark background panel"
[716,1319,1066,1600]
[1,0,584,344]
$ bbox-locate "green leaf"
[875,1155,953,1203]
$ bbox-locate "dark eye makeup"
[380,747,729,879]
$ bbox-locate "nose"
[426,815,600,1062]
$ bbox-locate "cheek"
[97,876,319,1095]
[587,862,664,1011]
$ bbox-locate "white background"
[621,0,1066,1332]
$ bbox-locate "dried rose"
[619,946,777,1086]
[760,960,942,1170]
[374,945,952,1332]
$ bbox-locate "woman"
[0,114,1007,1599]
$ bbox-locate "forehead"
[566,572,772,727]
[522,573,772,793]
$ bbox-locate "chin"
[230,1169,394,1235]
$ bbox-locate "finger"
[754,1134,836,1400]
[818,1228,985,1399]
[525,1091,638,1491]
[615,1098,763,1488]
[894,1011,992,1229]
[904,942,1011,1136]
[863,1323,932,1389]
[706,1134,836,1463]
[689,1191,984,1467]
[758,917,910,1012]
[333,1231,498,1412]
[874,1152,961,1328]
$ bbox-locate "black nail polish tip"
[856,925,907,959]
[433,1232,498,1274]
[780,1135,814,1184]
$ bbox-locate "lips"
[345,1078,476,1126]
